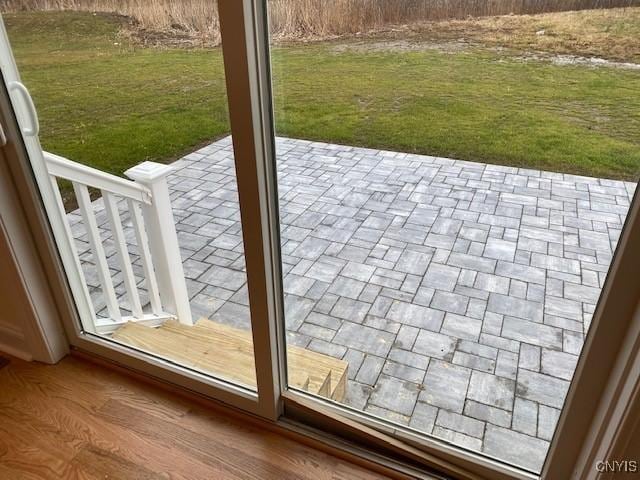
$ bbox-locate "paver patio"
[70,136,636,472]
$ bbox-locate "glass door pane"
[266,0,640,474]
[0,5,260,393]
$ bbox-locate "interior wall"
[0,141,68,363]
[0,215,32,359]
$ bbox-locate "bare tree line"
[2,0,638,42]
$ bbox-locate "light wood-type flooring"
[0,354,390,479]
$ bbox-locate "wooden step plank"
[185,320,336,399]
[112,322,256,388]
[192,319,347,401]
[112,320,347,401]
[159,320,323,396]
[191,320,347,400]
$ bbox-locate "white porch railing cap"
[45,151,153,204]
[125,161,174,183]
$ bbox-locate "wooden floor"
[0,354,390,480]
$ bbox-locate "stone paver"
[70,136,636,473]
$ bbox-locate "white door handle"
[8,81,39,136]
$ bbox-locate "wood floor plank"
[70,445,168,480]
[176,405,394,480]
[0,417,78,479]
[98,399,307,480]
[0,356,391,480]
[0,372,232,480]
[2,354,192,423]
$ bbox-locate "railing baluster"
[73,182,121,321]
[103,191,143,319]
[44,152,193,328]
[125,162,193,325]
[127,198,162,316]
[49,175,98,332]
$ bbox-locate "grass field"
[3,0,638,44]
[4,9,640,206]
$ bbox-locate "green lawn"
[6,12,230,181]
[5,10,640,196]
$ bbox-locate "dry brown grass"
[269,0,639,39]
[1,0,639,44]
[1,0,223,43]
[377,6,640,61]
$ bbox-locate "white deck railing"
[44,152,193,334]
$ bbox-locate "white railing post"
[125,162,193,326]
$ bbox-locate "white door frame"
[2,2,640,478]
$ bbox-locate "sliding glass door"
[2,0,639,478]
[264,0,640,477]
[0,1,281,417]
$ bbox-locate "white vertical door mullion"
[128,198,162,316]
[103,191,143,319]
[73,182,121,321]
[218,0,286,420]
[250,0,289,415]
